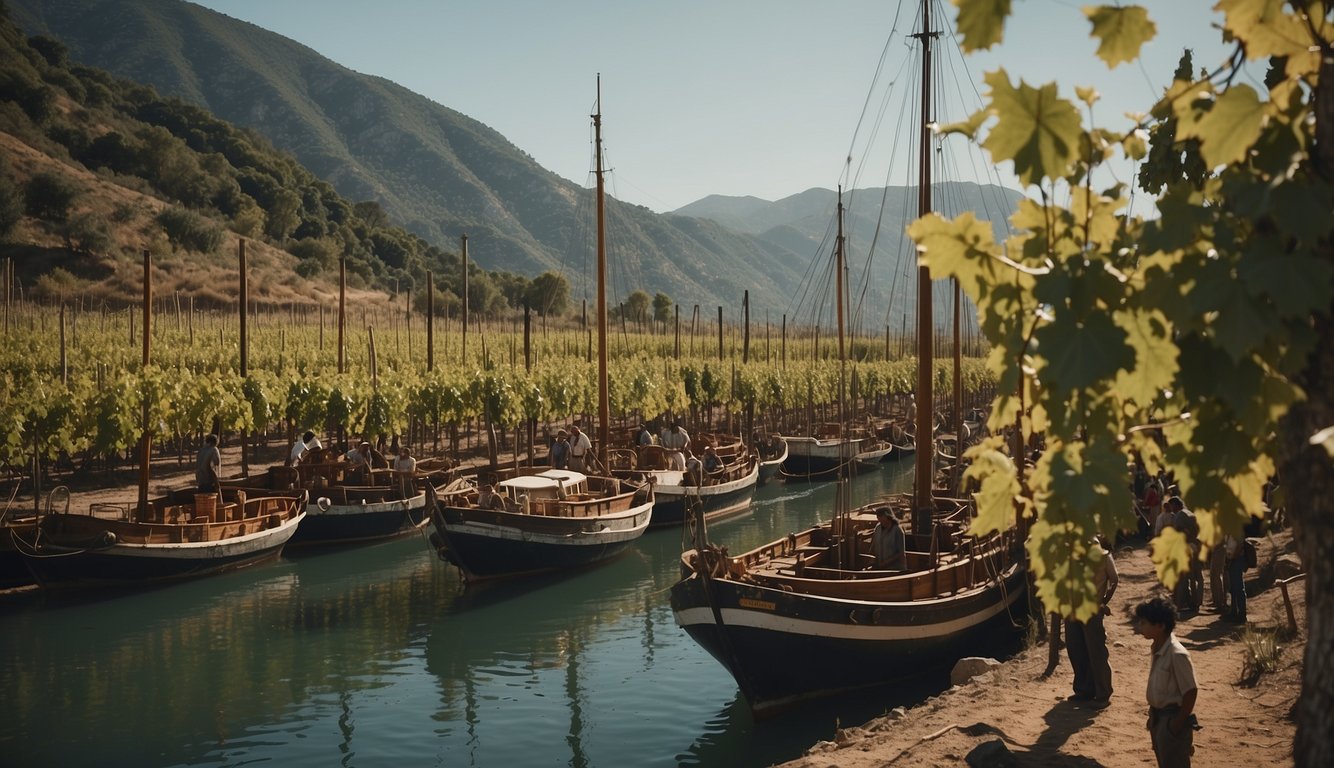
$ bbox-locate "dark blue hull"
[22,541,288,589]
[670,564,1028,714]
[434,528,641,579]
[289,503,431,547]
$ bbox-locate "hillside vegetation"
[0,5,570,314]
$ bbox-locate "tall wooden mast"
[912,0,938,527]
[593,76,611,470]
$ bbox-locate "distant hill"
[8,0,1022,319]
[7,0,812,311]
[674,182,1024,322]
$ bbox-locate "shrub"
[24,171,78,222]
[0,171,21,238]
[65,212,113,255]
[156,206,223,253]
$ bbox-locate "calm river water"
[0,461,949,768]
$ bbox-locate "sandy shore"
[776,532,1302,767]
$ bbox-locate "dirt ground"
[778,532,1303,768]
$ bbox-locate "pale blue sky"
[193,0,1239,213]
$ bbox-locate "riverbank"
[778,531,1302,767]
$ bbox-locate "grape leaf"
[1033,310,1132,391]
[982,70,1083,184]
[1085,5,1157,68]
[952,0,1012,52]
[1176,84,1266,168]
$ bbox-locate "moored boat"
[669,0,1027,716]
[669,499,1026,714]
[429,469,654,581]
[229,448,455,547]
[779,424,865,480]
[13,486,306,590]
[618,444,759,527]
[755,434,788,483]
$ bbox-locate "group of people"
[196,431,421,499]
[548,420,719,479]
[548,425,594,472]
[1138,469,1252,624]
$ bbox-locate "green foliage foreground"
[924,0,1329,611]
[919,3,1333,761]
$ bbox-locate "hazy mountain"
[9,0,1020,318]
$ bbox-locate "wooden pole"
[461,234,469,364]
[239,239,250,475]
[674,304,680,359]
[717,305,724,361]
[137,249,152,518]
[742,290,750,364]
[338,257,346,374]
[426,269,435,372]
[593,81,610,469]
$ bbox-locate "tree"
[653,292,673,323]
[915,5,1333,764]
[23,172,77,222]
[0,171,20,239]
[527,271,570,316]
[625,290,650,324]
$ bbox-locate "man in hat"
[550,430,570,470]
[635,423,655,447]
[345,440,375,484]
[871,507,906,570]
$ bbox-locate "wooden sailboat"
[614,430,759,528]
[668,3,1027,715]
[429,79,654,581]
[228,447,453,547]
[14,487,306,590]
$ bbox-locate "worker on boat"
[702,445,724,477]
[568,425,593,472]
[550,430,571,470]
[636,423,655,447]
[345,441,374,484]
[871,507,906,571]
[289,430,322,467]
[196,433,221,494]
[661,421,690,471]
[477,484,506,511]
[392,445,417,499]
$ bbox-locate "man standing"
[660,421,690,471]
[1133,596,1198,767]
[196,434,221,494]
[870,507,906,570]
[549,430,570,470]
[1065,537,1118,707]
[392,445,417,499]
[568,425,592,472]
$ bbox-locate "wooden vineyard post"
[137,249,152,519]
[426,269,435,372]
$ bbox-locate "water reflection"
[0,463,922,768]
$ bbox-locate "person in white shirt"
[289,431,322,466]
[568,425,593,472]
[1133,596,1198,767]
[392,445,417,498]
[660,422,690,471]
